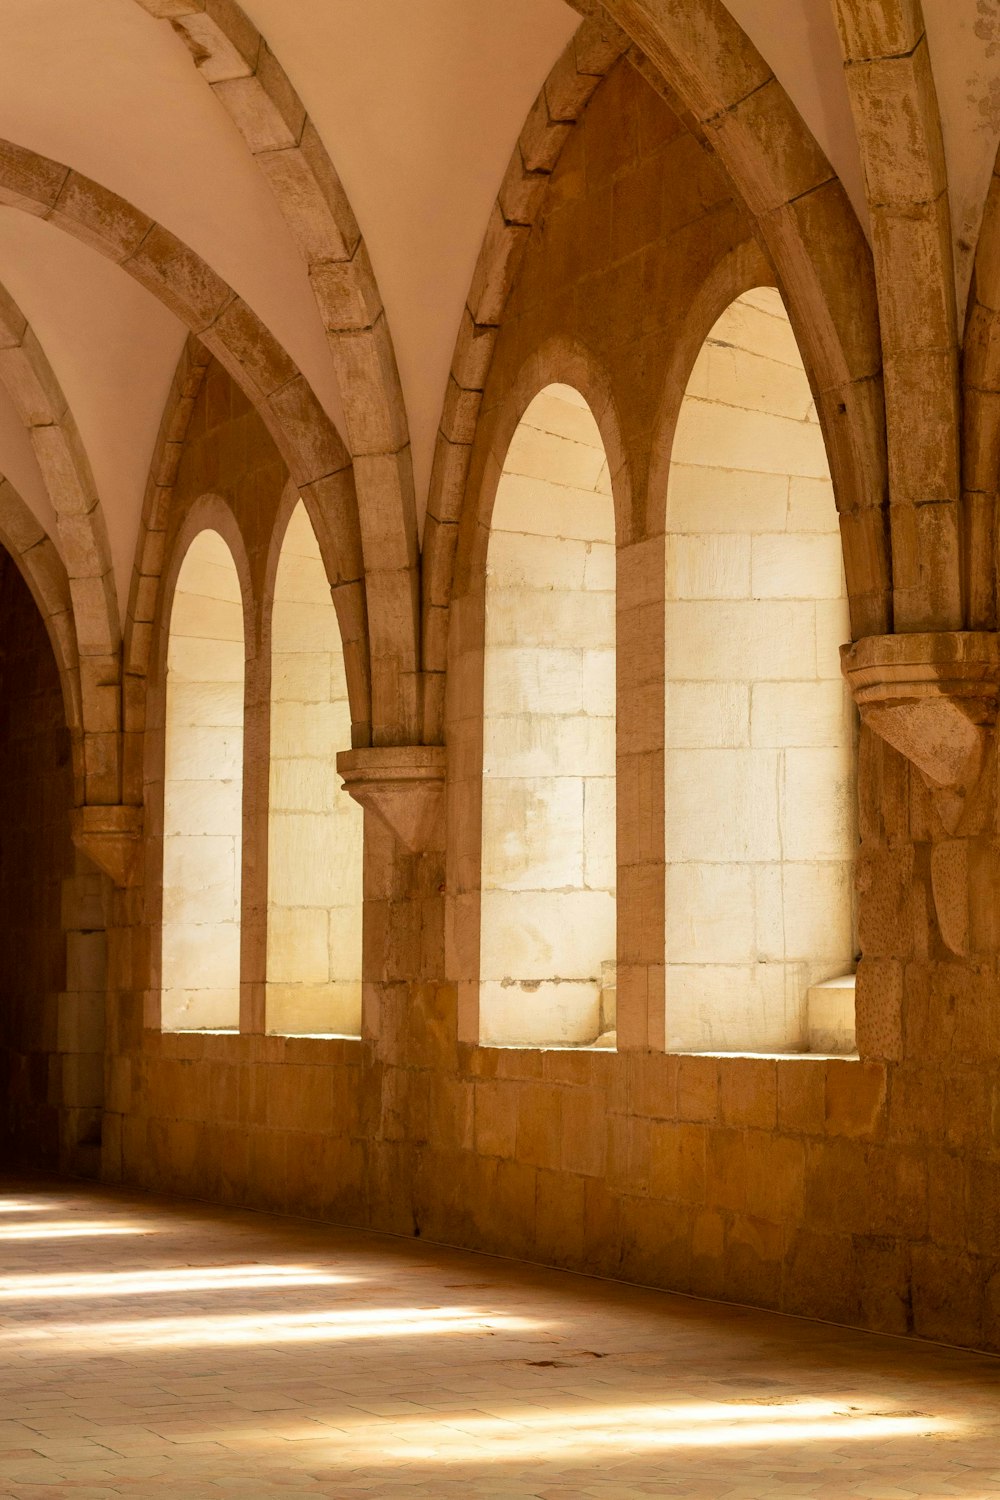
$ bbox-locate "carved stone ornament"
[70,804,144,887]
[336,746,446,853]
[841,631,1000,833]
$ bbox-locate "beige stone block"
[815,598,852,675]
[787,475,839,533]
[666,862,755,964]
[806,974,857,1054]
[666,748,780,862]
[751,534,845,600]
[167,681,245,728]
[162,916,242,996]
[267,906,329,984]
[327,901,363,980]
[480,980,601,1046]
[780,861,855,962]
[161,982,240,1032]
[582,647,616,715]
[480,888,616,982]
[488,531,588,591]
[685,341,815,421]
[269,813,362,905]
[485,586,615,650]
[165,726,243,781]
[666,960,799,1052]
[265,981,361,1037]
[483,714,614,779]
[482,775,584,891]
[750,680,853,748]
[270,599,343,654]
[780,748,856,861]
[485,646,584,715]
[668,463,789,535]
[583,541,615,591]
[164,777,243,835]
[665,682,749,748]
[167,636,244,684]
[269,757,338,813]
[672,401,829,480]
[665,601,816,681]
[493,473,614,544]
[65,932,106,991]
[505,412,607,490]
[269,700,346,757]
[667,534,751,599]
[162,834,239,924]
[583,775,616,892]
[169,591,244,645]
[707,292,802,366]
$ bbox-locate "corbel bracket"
[841,632,1000,833]
[70,804,144,887]
[336,746,446,854]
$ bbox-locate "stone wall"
[99,60,1000,1357]
[665,287,857,1051]
[481,384,616,1046]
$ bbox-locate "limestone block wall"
[481,384,616,1046]
[665,289,858,1051]
[0,548,76,1169]
[161,529,245,1032]
[95,61,1000,1361]
[267,501,362,1036]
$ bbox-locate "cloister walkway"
[0,1176,997,1498]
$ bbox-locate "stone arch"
[422,12,631,729]
[0,279,120,804]
[0,139,413,740]
[132,0,421,741]
[647,239,889,639]
[146,496,255,1031]
[0,475,83,796]
[564,0,888,634]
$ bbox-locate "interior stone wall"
[481,384,616,1046]
[267,500,362,1037]
[0,548,76,1170]
[161,529,246,1032]
[665,287,858,1051]
[98,60,1000,1358]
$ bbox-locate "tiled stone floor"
[0,1177,998,1498]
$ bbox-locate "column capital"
[336,746,446,854]
[842,631,999,831]
[70,804,143,887]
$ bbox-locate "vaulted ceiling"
[1,0,998,614]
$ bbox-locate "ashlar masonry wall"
[96,60,1000,1358]
[481,384,616,1046]
[267,501,362,1037]
[665,288,858,1051]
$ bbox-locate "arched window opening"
[481,384,616,1048]
[162,529,245,1032]
[266,502,362,1037]
[665,288,857,1053]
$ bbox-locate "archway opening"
[0,547,78,1169]
[480,383,616,1048]
[266,501,362,1037]
[665,288,857,1053]
[161,529,245,1033]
